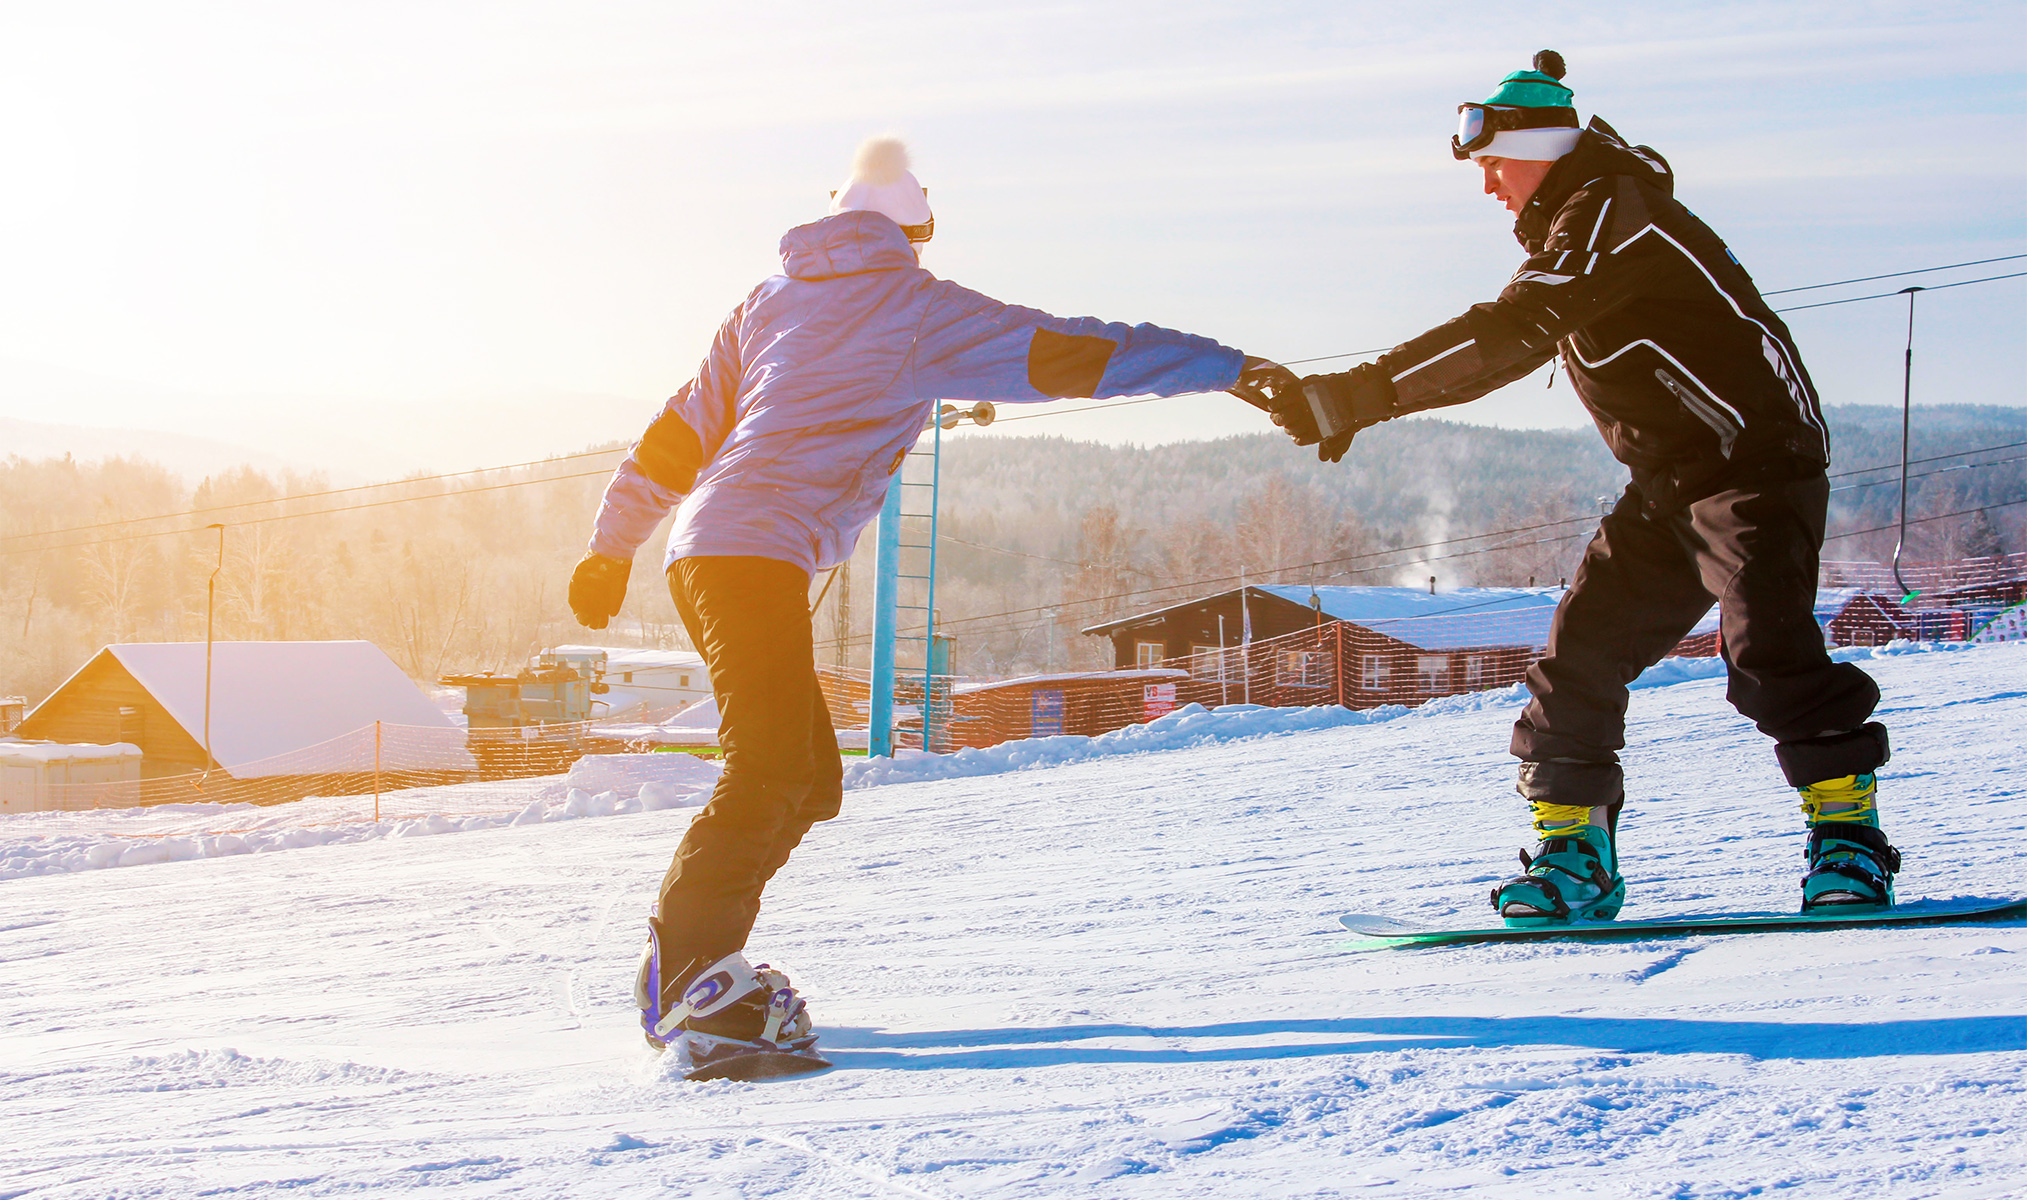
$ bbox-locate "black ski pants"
[654,555,843,971]
[1510,473,1882,804]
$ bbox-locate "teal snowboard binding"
[1492,800,1626,927]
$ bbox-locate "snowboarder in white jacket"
[1263,53,1899,927]
[569,137,1286,1067]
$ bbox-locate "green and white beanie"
[1470,50,1581,162]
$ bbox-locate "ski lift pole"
[869,478,903,757]
[1892,287,1924,601]
[921,414,943,752]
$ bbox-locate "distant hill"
[0,416,298,482]
[936,403,2027,571]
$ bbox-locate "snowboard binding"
[1798,772,1900,914]
[635,924,829,1081]
[1492,801,1625,927]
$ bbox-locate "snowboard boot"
[1491,801,1626,927]
[1776,723,1898,914]
[1798,774,1901,913]
[634,922,816,1066]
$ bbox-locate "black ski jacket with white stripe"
[1374,119,1830,514]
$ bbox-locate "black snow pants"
[654,555,843,972]
[1510,472,1885,805]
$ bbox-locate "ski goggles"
[1452,103,1579,159]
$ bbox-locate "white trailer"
[0,740,143,812]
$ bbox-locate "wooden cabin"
[1082,585,1573,709]
[16,641,474,803]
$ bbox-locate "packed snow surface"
[4,642,2025,1198]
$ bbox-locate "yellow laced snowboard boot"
[1799,774,1900,913]
[1492,800,1626,926]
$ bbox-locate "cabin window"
[1277,650,1324,687]
[622,672,634,683]
[1361,654,1388,689]
[1189,644,1225,680]
[680,675,691,688]
[1416,656,1449,691]
[1135,641,1165,669]
[118,705,144,745]
[1464,656,1486,688]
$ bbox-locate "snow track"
[4,643,2025,1197]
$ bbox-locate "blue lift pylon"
[868,402,993,757]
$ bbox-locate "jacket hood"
[779,211,919,282]
[1515,117,1673,245]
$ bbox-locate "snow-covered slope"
[4,644,2024,1198]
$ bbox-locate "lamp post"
[203,523,224,778]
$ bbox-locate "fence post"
[1334,621,1345,710]
[374,720,382,823]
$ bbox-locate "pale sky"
[0,0,2020,477]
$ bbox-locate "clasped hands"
[1227,356,1398,464]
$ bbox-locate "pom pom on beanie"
[829,135,932,232]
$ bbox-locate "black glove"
[1297,364,1399,463]
[1227,356,1305,425]
[568,553,632,629]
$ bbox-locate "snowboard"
[680,1045,832,1083]
[1339,895,2027,949]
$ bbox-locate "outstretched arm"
[909,282,1246,404]
[1297,177,1667,459]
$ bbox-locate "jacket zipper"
[1654,368,1739,458]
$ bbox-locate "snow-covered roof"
[1094,584,1909,654]
[0,739,141,764]
[1082,585,1566,651]
[64,642,474,777]
[1257,585,1564,652]
[661,697,720,729]
[552,644,707,672]
[953,668,1189,695]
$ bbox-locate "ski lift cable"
[5,259,2022,553]
[1760,254,2026,296]
[936,491,2027,640]
[930,444,2027,603]
[1773,271,2027,313]
[1831,453,2027,494]
[0,469,618,557]
[0,446,628,545]
[995,262,2025,422]
[9,424,2027,564]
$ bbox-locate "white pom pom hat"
[828,136,934,242]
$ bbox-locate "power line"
[942,494,2027,646]
[1829,438,2027,479]
[1822,494,2027,541]
[0,445,627,546]
[928,442,2027,636]
[0,469,616,557]
[991,394,1175,424]
[1774,271,2027,314]
[1282,346,1392,367]
[1830,453,2027,494]
[1760,254,2027,296]
[936,533,1085,567]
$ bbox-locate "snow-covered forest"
[3,406,2022,704]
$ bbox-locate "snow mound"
[0,641,1981,882]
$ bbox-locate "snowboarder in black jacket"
[1265,52,1901,924]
